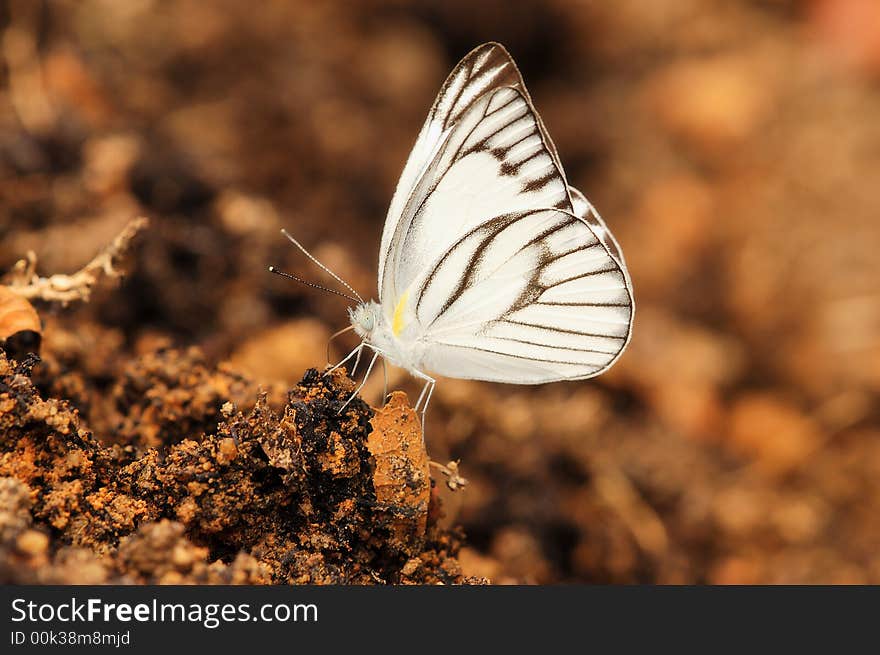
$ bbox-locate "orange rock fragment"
[0,286,41,341]
[367,391,430,556]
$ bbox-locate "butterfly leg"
[381,357,389,406]
[350,343,364,377]
[420,380,435,429]
[411,370,436,434]
[414,379,430,411]
[337,350,380,414]
[324,342,364,378]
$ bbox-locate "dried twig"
[5,217,149,305]
[429,459,468,491]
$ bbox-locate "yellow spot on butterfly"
[392,290,409,336]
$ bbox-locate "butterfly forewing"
[385,87,571,303]
[378,43,572,305]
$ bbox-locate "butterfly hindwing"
[414,208,632,383]
[569,186,628,269]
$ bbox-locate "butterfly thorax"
[349,300,426,374]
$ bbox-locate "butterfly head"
[349,301,381,341]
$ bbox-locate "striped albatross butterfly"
[279,42,634,426]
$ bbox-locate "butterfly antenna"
[280,229,364,303]
[268,266,360,303]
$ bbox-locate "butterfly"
[275,42,633,425]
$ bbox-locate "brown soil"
[2,0,880,583]
[0,346,473,584]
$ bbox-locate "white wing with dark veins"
[378,42,572,306]
[415,208,633,383]
[377,42,633,384]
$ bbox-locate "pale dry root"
[429,459,469,491]
[3,216,149,306]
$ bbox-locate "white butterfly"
[279,42,633,424]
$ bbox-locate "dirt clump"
[0,346,481,584]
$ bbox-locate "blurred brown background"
[2,0,879,583]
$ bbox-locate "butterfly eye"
[360,312,374,332]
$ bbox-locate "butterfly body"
[349,300,428,376]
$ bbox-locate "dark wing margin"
[432,42,570,195]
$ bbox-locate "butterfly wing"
[569,185,627,269]
[378,42,573,307]
[378,42,633,383]
[413,207,633,383]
